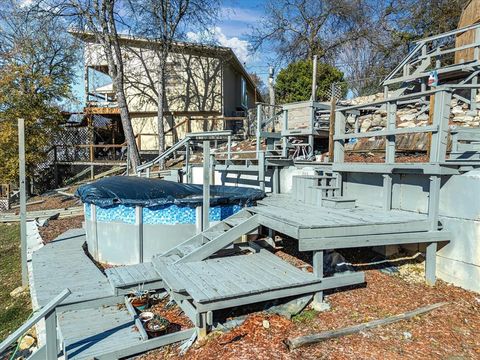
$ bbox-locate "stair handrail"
[136,130,233,174]
[136,137,190,173]
[0,288,71,359]
[383,22,480,85]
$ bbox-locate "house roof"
[69,30,263,102]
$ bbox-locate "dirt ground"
[136,242,480,360]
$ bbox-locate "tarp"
[75,176,265,208]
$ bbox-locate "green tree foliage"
[0,2,77,184]
[275,60,345,104]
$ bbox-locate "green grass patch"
[0,223,31,341]
[292,308,318,323]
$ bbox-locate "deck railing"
[0,289,71,360]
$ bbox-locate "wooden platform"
[252,195,433,239]
[105,262,163,295]
[155,248,364,314]
[30,228,116,310]
[59,305,195,360]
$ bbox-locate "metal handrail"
[0,289,70,357]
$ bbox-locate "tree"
[127,0,219,166]
[250,0,368,63]
[0,1,77,185]
[34,0,142,170]
[249,72,269,102]
[275,60,345,104]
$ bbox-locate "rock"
[360,119,372,133]
[398,113,416,122]
[266,294,313,319]
[311,300,331,312]
[262,320,270,329]
[452,106,464,115]
[417,114,429,121]
[19,335,36,350]
[403,331,412,340]
[10,286,27,298]
[346,115,356,125]
[398,121,416,128]
[371,114,384,127]
[453,115,474,123]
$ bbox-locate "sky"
[70,0,269,109]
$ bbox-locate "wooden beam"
[285,302,448,350]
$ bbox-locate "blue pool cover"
[75,176,265,208]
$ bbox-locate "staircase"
[156,208,259,264]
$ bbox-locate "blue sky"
[70,0,269,109]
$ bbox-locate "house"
[72,31,262,151]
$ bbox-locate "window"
[241,76,248,108]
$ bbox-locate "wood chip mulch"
[136,270,480,360]
[38,215,84,243]
[149,297,194,332]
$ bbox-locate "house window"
[241,76,248,108]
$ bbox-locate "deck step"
[105,262,163,295]
[58,303,195,360]
[321,197,356,209]
[152,209,260,266]
[203,230,228,241]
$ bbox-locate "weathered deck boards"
[105,262,163,294]
[252,194,430,238]
[157,249,357,304]
[31,228,113,308]
[59,305,142,360]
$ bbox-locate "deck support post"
[202,141,210,231]
[45,309,58,360]
[272,166,280,194]
[197,313,208,339]
[282,110,288,158]
[136,206,144,263]
[383,174,392,210]
[425,242,437,285]
[185,140,190,183]
[258,151,266,192]
[312,250,328,311]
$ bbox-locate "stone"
[311,300,331,312]
[360,119,372,133]
[371,114,383,127]
[10,286,27,298]
[346,115,356,125]
[398,121,416,128]
[398,113,416,122]
[403,331,412,340]
[417,114,429,121]
[453,115,474,123]
[19,335,36,350]
[262,320,270,329]
[452,106,464,115]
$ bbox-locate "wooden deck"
[155,248,364,314]
[30,228,115,309]
[252,195,433,239]
[105,262,163,295]
[59,305,142,360]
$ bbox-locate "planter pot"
[145,316,169,338]
[139,311,154,323]
[130,297,148,311]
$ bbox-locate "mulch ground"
[136,239,480,360]
[137,270,480,360]
[38,215,84,243]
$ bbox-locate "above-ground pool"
[76,176,264,265]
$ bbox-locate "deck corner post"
[45,309,58,360]
[425,242,437,285]
[312,250,326,310]
[136,205,144,263]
